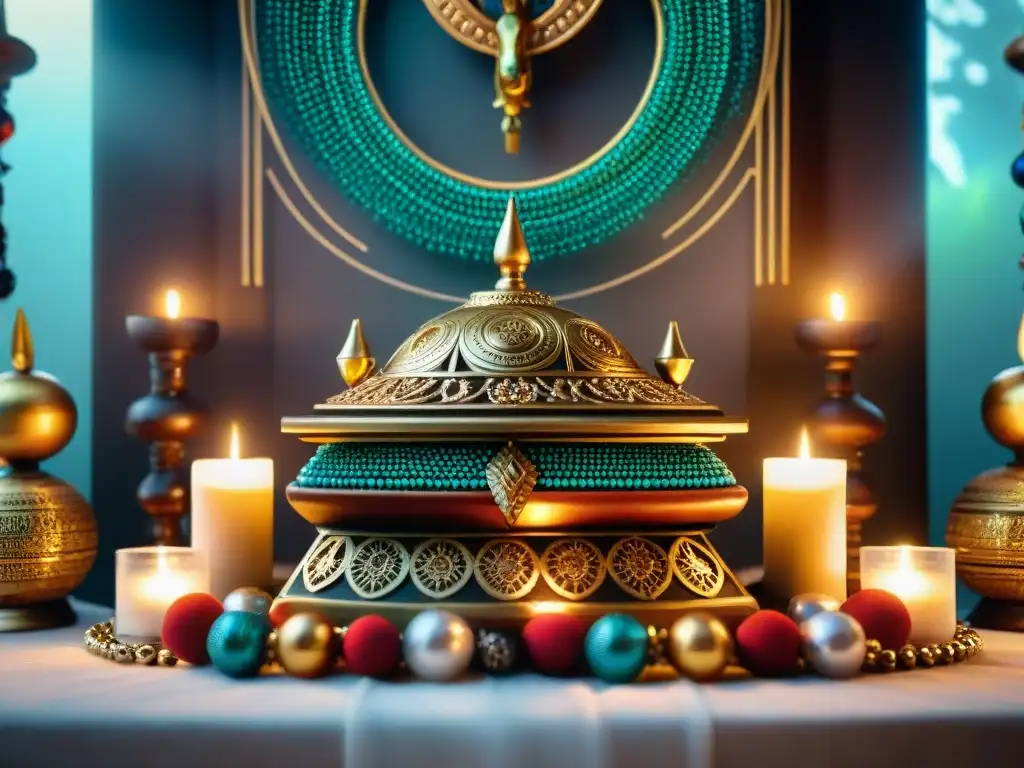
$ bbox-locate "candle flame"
[165,290,181,320]
[829,292,846,322]
[798,427,811,459]
[1017,311,1024,364]
[229,422,241,460]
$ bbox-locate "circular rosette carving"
[459,307,562,373]
[607,537,672,601]
[384,319,459,374]
[669,537,725,598]
[410,538,474,599]
[540,539,606,601]
[302,535,352,594]
[474,538,541,601]
[345,538,410,599]
[564,318,642,373]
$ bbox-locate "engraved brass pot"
[0,310,98,631]
[947,364,1024,631]
[276,199,756,630]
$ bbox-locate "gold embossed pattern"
[460,308,562,373]
[422,0,603,56]
[327,375,706,407]
[0,477,98,606]
[541,538,606,600]
[607,536,672,600]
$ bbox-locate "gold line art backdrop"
[236,0,790,298]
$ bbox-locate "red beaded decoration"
[522,614,587,676]
[161,593,224,665]
[735,610,802,677]
[841,589,911,651]
[342,614,402,677]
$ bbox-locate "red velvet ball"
[161,593,224,666]
[841,589,912,650]
[269,600,297,629]
[343,615,402,677]
[522,614,587,676]
[735,610,802,677]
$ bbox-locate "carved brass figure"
[421,0,605,153]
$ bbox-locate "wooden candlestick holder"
[794,319,886,594]
[125,316,218,545]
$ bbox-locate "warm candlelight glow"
[229,422,241,460]
[165,290,181,320]
[115,546,208,640]
[530,601,570,615]
[1017,311,1024,364]
[861,546,956,645]
[798,426,811,459]
[829,292,846,322]
[144,549,189,601]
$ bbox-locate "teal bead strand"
[255,0,764,262]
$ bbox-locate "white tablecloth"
[1,602,1023,768]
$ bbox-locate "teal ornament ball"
[584,613,649,683]
[206,610,271,679]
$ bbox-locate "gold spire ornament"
[493,196,530,290]
[0,309,97,631]
[337,319,375,389]
[420,0,605,153]
[655,320,693,387]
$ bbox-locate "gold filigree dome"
[323,198,719,414]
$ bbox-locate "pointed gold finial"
[337,319,375,388]
[493,196,530,292]
[655,320,693,387]
[11,308,33,373]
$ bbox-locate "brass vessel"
[947,340,1024,631]
[276,198,755,630]
[0,310,98,631]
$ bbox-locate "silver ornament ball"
[788,593,841,626]
[403,610,475,681]
[800,611,866,679]
[223,587,274,616]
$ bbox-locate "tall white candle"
[191,423,274,599]
[763,428,847,601]
[115,547,208,641]
[861,546,956,645]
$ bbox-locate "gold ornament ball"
[666,612,732,682]
[916,646,935,667]
[276,612,339,679]
[981,366,1024,450]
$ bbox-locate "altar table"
[2,602,1023,768]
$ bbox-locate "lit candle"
[115,546,208,641]
[165,288,182,319]
[191,423,274,598]
[829,291,845,322]
[762,428,848,601]
[860,546,956,645]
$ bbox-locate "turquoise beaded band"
[294,442,736,491]
[255,0,763,261]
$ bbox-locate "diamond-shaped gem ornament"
[486,442,539,526]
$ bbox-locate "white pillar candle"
[115,546,208,641]
[763,428,847,601]
[191,423,274,599]
[860,546,956,645]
